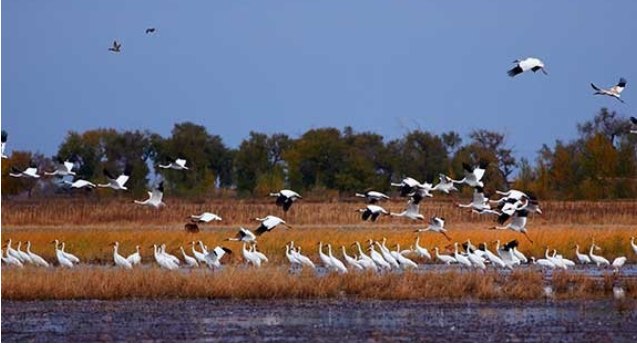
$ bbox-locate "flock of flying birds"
[2,163,636,276]
[2,36,637,276]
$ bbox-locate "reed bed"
[4,266,634,301]
[2,198,637,227]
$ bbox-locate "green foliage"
[151,122,234,196]
[2,108,635,200]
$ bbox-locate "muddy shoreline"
[3,298,636,342]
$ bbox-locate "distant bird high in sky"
[108,40,121,53]
[145,28,156,34]
[507,57,548,77]
[591,78,627,103]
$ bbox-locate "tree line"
[2,108,636,200]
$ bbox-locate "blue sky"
[2,1,635,161]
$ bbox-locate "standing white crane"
[453,161,488,188]
[286,244,302,267]
[151,244,179,270]
[393,244,418,269]
[507,57,548,77]
[479,243,508,269]
[318,242,335,271]
[270,189,302,212]
[60,242,80,264]
[574,245,591,265]
[327,244,348,274]
[355,190,390,204]
[44,157,77,177]
[2,247,23,267]
[612,257,627,275]
[414,217,451,241]
[368,243,391,270]
[376,240,400,269]
[531,257,556,270]
[630,237,637,256]
[358,205,390,222]
[292,246,316,269]
[453,243,473,269]
[434,247,457,265]
[126,246,142,266]
[98,167,131,190]
[589,243,610,268]
[5,240,22,261]
[112,242,133,270]
[52,240,74,268]
[180,246,199,268]
[134,182,165,208]
[15,242,33,264]
[158,158,188,170]
[26,241,50,267]
[251,245,269,264]
[160,244,180,265]
[414,237,432,260]
[342,246,364,271]
[591,78,627,103]
[190,241,208,265]
[242,243,261,267]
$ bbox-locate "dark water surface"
[2,299,636,342]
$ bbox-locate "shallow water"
[2,299,636,342]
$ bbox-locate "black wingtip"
[507,66,523,77]
[103,168,114,179]
[618,78,627,87]
[123,164,133,176]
